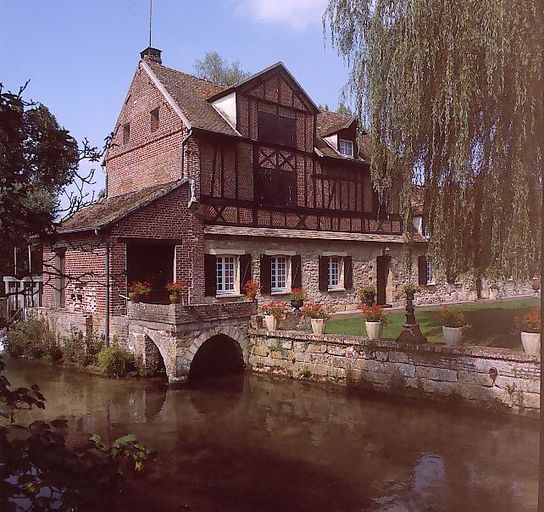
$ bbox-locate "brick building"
[41,47,429,342]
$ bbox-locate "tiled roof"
[58,180,184,233]
[146,62,239,136]
[204,225,427,244]
[146,60,369,164]
[316,110,371,162]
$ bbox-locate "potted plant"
[259,301,287,332]
[165,281,187,304]
[403,283,419,299]
[531,277,541,294]
[513,308,541,355]
[290,288,306,312]
[243,279,260,300]
[301,303,331,335]
[438,306,467,346]
[128,281,151,303]
[489,283,500,300]
[359,285,376,307]
[361,305,387,340]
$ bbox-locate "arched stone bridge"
[126,302,253,384]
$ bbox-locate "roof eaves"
[58,179,188,235]
[207,61,320,114]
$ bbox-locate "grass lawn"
[326,297,540,350]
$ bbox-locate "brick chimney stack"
[140,47,162,65]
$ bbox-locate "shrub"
[128,281,151,296]
[300,302,331,319]
[5,318,56,359]
[61,330,103,367]
[242,279,260,299]
[165,280,187,298]
[290,288,307,302]
[359,284,376,300]
[513,308,541,334]
[259,301,287,320]
[97,345,136,378]
[360,305,388,323]
[438,306,467,328]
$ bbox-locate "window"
[122,123,131,144]
[339,139,354,157]
[271,256,290,293]
[150,107,160,132]
[216,256,238,296]
[255,168,296,207]
[426,259,434,285]
[423,222,431,239]
[258,111,296,148]
[328,257,344,291]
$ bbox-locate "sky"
[0,0,350,193]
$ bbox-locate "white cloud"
[234,0,328,31]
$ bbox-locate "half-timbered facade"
[41,47,428,342]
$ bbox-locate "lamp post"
[396,286,428,344]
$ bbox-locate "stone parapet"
[248,329,540,416]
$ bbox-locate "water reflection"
[5,358,538,512]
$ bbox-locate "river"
[4,358,539,511]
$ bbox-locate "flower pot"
[489,288,499,300]
[521,331,540,355]
[443,326,463,346]
[291,299,304,311]
[264,314,277,332]
[365,321,383,340]
[311,318,326,335]
[169,295,180,304]
[129,292,140,303]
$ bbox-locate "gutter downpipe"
[180,128,192,179]
[95,227,110,348]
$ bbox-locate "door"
[376,256,391,305]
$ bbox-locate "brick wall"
[105,65,185,197]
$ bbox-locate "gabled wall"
[105,65,185,197]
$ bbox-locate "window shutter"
[418,256,427,286]
[204,254,217,297]
[260,255,272,294]
[343,256,353,290]
[240,254,252,288]
[318,256,328,292]
[291,255,302,288]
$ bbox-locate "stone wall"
[248,329,540,416]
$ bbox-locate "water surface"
[5,358,539,511]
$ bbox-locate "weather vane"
[148,0,153,47]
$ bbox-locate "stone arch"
[179,326,248,382]
[142,327,177,380]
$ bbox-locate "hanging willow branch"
[325,0,543,280]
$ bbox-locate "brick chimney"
[140,47,162,65]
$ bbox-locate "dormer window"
[339,139,354,157]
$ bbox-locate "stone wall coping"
[250,328,539,364]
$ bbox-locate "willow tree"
[325,0,543,283]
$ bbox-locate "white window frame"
[426,259,435,285]
[216,255,240,297]
[271,255,291,294]
[327,256,345,291]
[338,139,354,158]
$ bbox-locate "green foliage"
[5,318,56,359]
[194,51,251,86]
[0,355,150,511]
[97,345,136,378]
[61,329,103,367]
[325,0,542,280]
[299,366,312,379]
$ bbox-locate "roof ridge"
[146,61,227,91]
